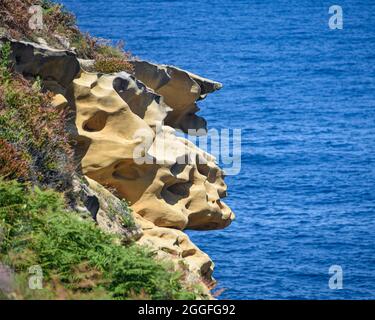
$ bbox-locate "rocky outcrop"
[72,71,233,232]
[3,38,234,295]
[70,70,234,287]
[1,38,80,95]
[71,175,143,242]
[130,60,222,134]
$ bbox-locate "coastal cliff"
[0,0,234,299]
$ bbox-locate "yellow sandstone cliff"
[4,38,235,295]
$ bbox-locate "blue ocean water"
[60,0,375,299]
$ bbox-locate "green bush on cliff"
[0,179,196,300]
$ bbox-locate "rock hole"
[83,111,108,132]
[167,182,191,197]
[84,195,100,221]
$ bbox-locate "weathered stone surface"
[137,220,214,280]
[3,39,234,293]
[130,60,222,134]
[72,71,234,232]
[71,175,143,242]
[51,93,68,110]
[71,70,234,287]
[1,38,80,94]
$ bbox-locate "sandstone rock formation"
[3,37,234,293]
[72,71,234,232]
[71,69,234,286]
[72,175,143,242]
[1,38,80,95]
[130,60,222,134]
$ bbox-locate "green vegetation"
[0,42,11,82]
[0,179,196,300]
[0,41,73,190]
[106,197,137,230]
[119,200,137,229]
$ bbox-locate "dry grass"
[0,0,37,39]
[93,55,133,74]
[0,0,77,42]
[0,139,30,180]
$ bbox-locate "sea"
[60,0,375,299]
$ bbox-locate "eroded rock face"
[130,60,222,134]
[1,38,80,95]
[72,71,234,232]
[139,223,214,280]
[131,131,233,231]
[134,213,214,297]
[71,175,143,242]
[71,70,234,286]
[5,38,234,291]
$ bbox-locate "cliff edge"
[0,1,234,299]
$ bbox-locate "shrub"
[119,200,137,229]
[0,42,74,190]
[0,139,30,180]
[93,55,133,74]
[96,42,127,59]
[0,42,11,82]
[0,0,35,39]
[0,179,196,300]
[42,1,76,32]
[0,0,78,44]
